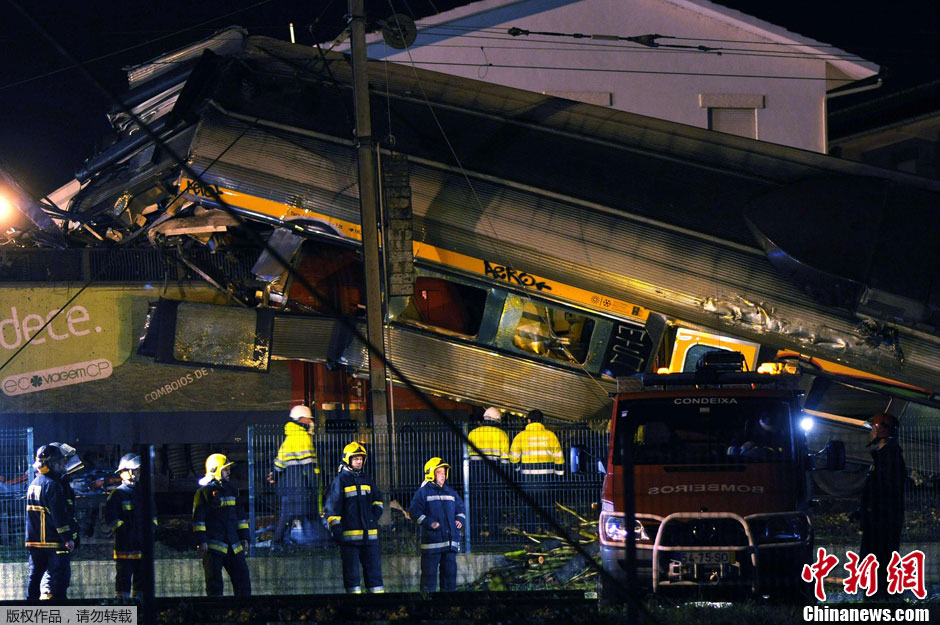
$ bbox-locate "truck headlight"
[601,513,649,544]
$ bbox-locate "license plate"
[676,551,734,564]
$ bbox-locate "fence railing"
[0,428,33,563]
[247,421,608,554]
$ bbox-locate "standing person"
[39,443,82,599]
[409,458,466,592]
[192,453,251,597]
[105,454,156,599]
[25,445,74,601]
[323,442,384,594]
[509,409,564,532]
[267,405,323,550]
[854,412,907,599]
[467,407,510,541]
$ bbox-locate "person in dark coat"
[409,457,466,592]
[193,453,251,596]
[40,443,82,599]
[25,445,74,600]
[854,412,907,599]
[267,405,325,549]
[105,453,156,599]
[323,441,384,593]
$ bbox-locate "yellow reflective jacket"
[509,423,564,476]
[468,425,510,463]
[274,422,319,471]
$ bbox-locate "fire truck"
[590,350,845,601]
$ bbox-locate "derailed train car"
[3,28,939,472]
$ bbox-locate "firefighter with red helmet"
[25,444,74,600]
[105,453,157,598]
[323,442,384,593]
[854,412,907,598]
[409,457,466,592]
[192,453,251,596]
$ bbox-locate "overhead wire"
[382,2,650,615]
[0,1,279,92]
[2,6,625,595]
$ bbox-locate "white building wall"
[360,0,867,153]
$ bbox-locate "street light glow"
[0,194,13,221]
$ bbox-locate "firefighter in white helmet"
[267,404,325,549]
[104,453,156,598]
[467,407,510,541]
[323,441,384,593]
[409,457,466,591]
[192,453,251,596]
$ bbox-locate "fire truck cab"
[594,350,844,601]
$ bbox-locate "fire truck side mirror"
[570,445,587,475]
[824,440,846,471]
[570,445,606,475]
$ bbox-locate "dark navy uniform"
[105,483,156,597]
[409,480,466,591]
[324,465,384,593]
[192,479,251,596]
[25,471,73,600]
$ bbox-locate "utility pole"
[348,0,391,492]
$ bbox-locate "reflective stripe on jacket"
[509,423,565,476]
[105,482,158,559]
[323,465,383,543]
[192,480,249,553]
[408,481,465,553]
[468,425,510,463]
[25,472,72,550]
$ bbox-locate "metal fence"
[247,421,608,554]
[2,422,939,599]
[0,428,33,562]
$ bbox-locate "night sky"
[1,0,938,198]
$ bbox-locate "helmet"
[50,442,84,475]
[342,442,368,466]
[116,453,142,474]
[423,457,450,483]
[34,444,65,472]
[483,407,502,423]
[204,453,234,481]
[869,412,899,438]
[289,405,313,421]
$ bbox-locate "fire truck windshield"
[614,397,794,465]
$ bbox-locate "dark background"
[1,0,938,197]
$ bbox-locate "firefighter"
[509,409,564,532]
[267,404,324,549]
[467,407,510,541]
[192,453,251,596]
[39,443,82,599]
[105,453,156,599]
[25,445,74,600]
[323,442,384,593]
[409,457,466,592]
[853,412,907,599]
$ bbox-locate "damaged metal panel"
[181,111,940,389]
[142,302,613,421]
[125,26,247,88]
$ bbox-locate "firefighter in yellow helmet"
[409,457,466,591]
[192,453,251,596]
[267,404,324,550]
[323,442,385,593]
